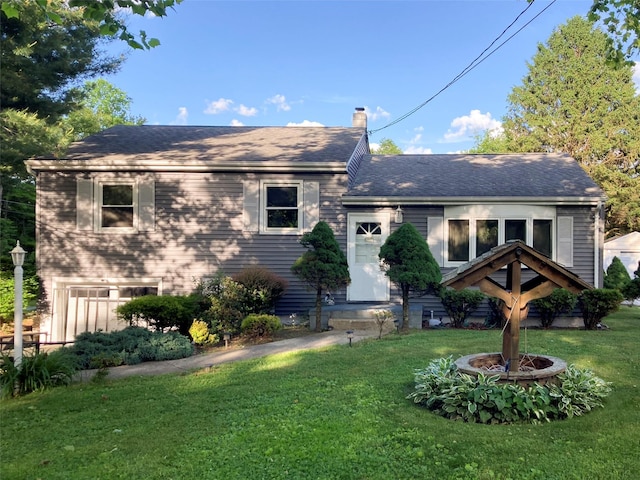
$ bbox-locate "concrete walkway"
[76,329,378,382]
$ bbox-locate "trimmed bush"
[532,288,578,328]
[116,294,200,335]
[439,289,486,328]
[578,288,623,330]
[64,327,193,369]
[1,350,78,398]
[232,266,288,314]
[407,357,611,424]
[189,320,218,346]
[241,314,282,339]
[196,274,250,335]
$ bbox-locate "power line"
[369,0,558,135]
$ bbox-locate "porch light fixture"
[11,241,26,368]
[346,330,354,347]
[394,206,403,224]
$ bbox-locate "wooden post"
[509,261,522,372]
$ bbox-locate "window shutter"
[557,216,573,267]
[243,180,259,232]
[303,181,319,231]
[427,216,444,267]
[138,179,155,232]
[77,178,93,231]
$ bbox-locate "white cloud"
[230,119,244,126]
[364,106,390,122]
[404,145,433,154]
[369,142,380,151]
[633,62,640,93]
[443,110,502,142]
[204,98,234,114]
[267,94,291,112]
[286,120,325,127]
[170,107,188,125]
[236,104,258,116]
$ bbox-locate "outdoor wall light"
[346,330,354,347]
[394,206,403,224]
[223,332,231,348]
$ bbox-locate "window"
[444,206,556,265]
[265,185,300,229]
[101,184,134,228]
[355,222,382,264]
[77,176,155,233]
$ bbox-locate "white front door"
[347,213,390,301]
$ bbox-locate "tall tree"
[472,16,640,237]
[291,222,350,332]
[379,223,442,331]
[1,0,182,50]
[63,79,146,140]
[371,138,403,154]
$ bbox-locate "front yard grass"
[1,308,638,479]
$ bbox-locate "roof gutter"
[341,195,606,206]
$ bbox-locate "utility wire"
[369,0,558,135]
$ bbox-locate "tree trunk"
[401,284,410,332]
[315,287,323,332]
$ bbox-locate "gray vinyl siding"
[35,170,350,317]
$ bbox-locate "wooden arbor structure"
[442,241,593,373]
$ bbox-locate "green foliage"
[116,294,199,336]
[578,288,624,329]
[197,274,250,335]
[64,326,193,369]
[621,262,640,305]
[0,274,38,324]
[0,350,78,398]
[232,266,288,314]
[240,314,282,339]
[604,256,632,290]
[379,222,441,329]
[590,165,640,237]
[589,0,640,62]
[531,289,578,329]
[291,221,350,332]
[407,357,611,424]
[188,320,218,346]
[439,289,486,328]
[371,138,403,154]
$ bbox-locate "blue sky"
[106,0,640,154]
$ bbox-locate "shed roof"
[344,153,604,204]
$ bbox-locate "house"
[25,109,606,341]
[604,231,640,278]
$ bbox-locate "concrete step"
[309,304,423,331]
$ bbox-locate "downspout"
[594,201,602,288]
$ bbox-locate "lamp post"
[346,330,354,347]
[11,241,26,368]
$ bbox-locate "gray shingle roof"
[347,153,604,199]
[48,125,365,164]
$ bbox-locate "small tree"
[379,223,442,331]
[291,221,350,332]
[621,261,640,306]
[603,256,632,291]
[577,288,623,329]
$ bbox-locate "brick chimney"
[352,107,367,128]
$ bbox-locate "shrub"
[577,288,623,329]
[65,327,193,369]
[439,289,486,328]
[116,294,200,335]
[603,256,631,291]
[196,274,250,335]
[621,261,640,306]
[532,289,578,328]
[407,357,611,424]
[232,266,288,314]
[189,320,218,346]
[241,314,282,339]
[1,350,78,398]
[484,297,503,328]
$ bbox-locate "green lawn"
[1,308,638,480]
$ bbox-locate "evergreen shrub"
[603,256,631,291]
[232,266,288,314]
[439,289,486,328]
[189,319,218,346]
[116,294,200,335]
[241,314,282,339]
[532,289,578,328]
[578,289,623,329]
